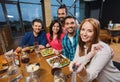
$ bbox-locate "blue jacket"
[20,30,47,47]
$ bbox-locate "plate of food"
[26,63,40,77]
[46,55,70,68]
[0,55,9,74]
[40,48,54,57]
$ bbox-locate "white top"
[68,36,74,46]
[73,41,120,82]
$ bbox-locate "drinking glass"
[4,52,23,82]
[34,42,40,58]
[21,51,30,67]
[26,72,40,82]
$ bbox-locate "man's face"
[32,22,42,34]
[64,18,76,35]
[58,8,67,22]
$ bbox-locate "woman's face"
[52,23,60,34]
[80,22,94,43]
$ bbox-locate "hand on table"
[39,45,45,49]
[14,47,22,54]
[46,43,50,48]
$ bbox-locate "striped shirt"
[62,29,79,61]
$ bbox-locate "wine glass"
[21,51,30,67]
[34,42,40,58]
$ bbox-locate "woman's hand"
[91,44,102,52]
[69,61,85,73]
[69,61,76,72]
[46,43,50,48]
[87,43,103,60]
[53,49,59,55]
[69,57,86,72]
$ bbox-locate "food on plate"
[29,46,34,52]
[40,48,54,56]
[26,63,40,72]
[48,55,70,67]
[0,55,9,73]
[0,56,8,64]
[26,63,40,77]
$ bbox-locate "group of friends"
[15,4,120,82]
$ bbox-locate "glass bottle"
[7,53,23,82]
[108,20,113,29]
[51,62,65,82]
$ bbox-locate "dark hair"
[49,20,62,42]
[32,18,43,28]
[62,16,76,26]
[57,4,68,15]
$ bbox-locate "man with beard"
[62,16,79,61]
[57,4,68,34]
[15,18,47,52]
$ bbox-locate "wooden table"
[106,28,120,43]
[107,28,120,36]
[0,52,98,82]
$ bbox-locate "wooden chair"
[0,30,6,54]
[1,26,14,51]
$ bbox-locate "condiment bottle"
[108,20,113,29]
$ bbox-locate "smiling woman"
[69,18,120,82]
[46,20,65,54]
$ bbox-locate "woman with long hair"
[69,18,120,82]
[46,20,65,54]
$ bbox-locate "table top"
[0,51,98,82]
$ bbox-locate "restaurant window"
[5,3,22,37]
[7,0,18,1]
[0,3,6,26]
[50,0,81,22]
[67,7,74,16]
[20,3,42,32]
[51,6,59,20]
[51,0,60,5]
[19,0,41,3]
[62,0,74,6]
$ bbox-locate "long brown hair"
[79,18,100,56]
[49,20,62,43]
